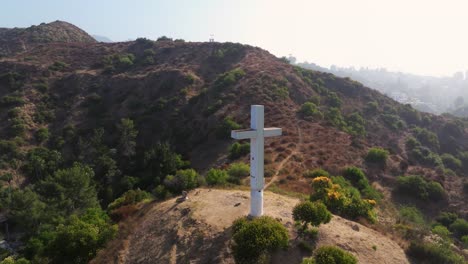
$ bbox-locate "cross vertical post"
[231,105,282,217]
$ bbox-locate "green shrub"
[310,177,377,222]
[407,241,465,264]
[409,146,443,167]
[303,168,329,178]
[342,167,367,189]
[342,167,382,200]
[35,128,49,143]
[436,212,458,227]
[116,53,135,69]
[0,256,30,264]
[229,142,250,159]
[327,92,342,108]
[273,86,289,100]
[1,95,25,106]
[7,107,21,118]
[227,162,250,184]
[325,108,346,129]
[449,219,468,239]
[431,225,452,240]
[365,101,379,113]
[33,82,48,93]
[49,61,68,71]
[441,153,462,171]
[299,102,322,119]
[345,112,366,136]
[365,147,388,166]
[395,175,445,201]
[107,189,151,211]
[293,201,331,230]
[216,116,241,139]
[157,36,172,41]
[163,169,201,193]
[400,104,421,125]
[462,235,468,248]
[313,246,357,264]
[232,216,289,264]
[412,127,439,151]
[381,114,405,130]
[398,206,425,226]
[205,168,228,186]
[213,68,245,91]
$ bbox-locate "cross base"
[249,190,263,217]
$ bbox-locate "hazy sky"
[2,0,468,76]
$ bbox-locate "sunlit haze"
[2,0,468,76]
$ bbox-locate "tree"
[8,188,46,232]
[142,143,186,186]
[35,163,98,214]
[45,208,117,264]
[293,201,331,230]
[117,118,138,159]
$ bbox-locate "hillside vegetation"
[0,22,467,263]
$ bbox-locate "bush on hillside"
[310,176,377,222]
[303,168,329,178]
[35,128,49,143]
[216,116,241,139]
[156,36,172,41]
[107,189,151,211]
[345,112,366,136]
[412,127,440,151]
[293,201,331,229]
[395,175,445,201]
[205,168,228,186]
[325,107,346,129]
[440,153,462,171]
[213,68,245,91]
[342,167,382,200]
[327,92,342,108]
[227,162,250,184]
[381,114,406,130]
[49,61,68,72]
[436,212,459,228]
[409,146,443,167]
[229,142,250,159]
[407,241,465,264]
[449,219,468,239]
[398,206,425,226]
[0,95,25,107]
[306,246,357,264]
[299,102,323,119]
[365,147,388,166]
[231,216,288,264]
[163,169,202,194]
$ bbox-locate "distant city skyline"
[2,0,468,77]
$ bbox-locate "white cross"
[231,105,282,217]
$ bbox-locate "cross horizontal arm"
[264,127,282,137]
[231,129,258,140]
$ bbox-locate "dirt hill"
[92,189,410,264]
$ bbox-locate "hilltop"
[0,20,96,56]
[0,21,467,263]
[92,189,410,264]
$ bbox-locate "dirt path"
[265,124,303,189]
